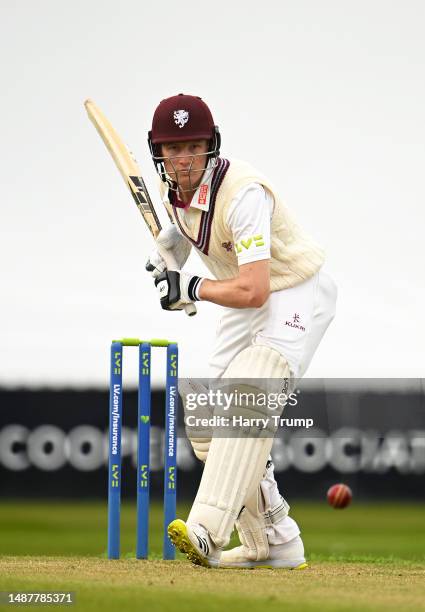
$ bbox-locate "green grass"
[0,501,424,611]
[1,500,424,562]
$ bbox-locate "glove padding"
[146,225,191,278]
[155,270,204,311]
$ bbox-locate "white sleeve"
[226,183,274,265]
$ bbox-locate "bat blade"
[84,98,161,238]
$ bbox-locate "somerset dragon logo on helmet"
[174,110,189,128]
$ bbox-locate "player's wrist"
[188,276,204,301]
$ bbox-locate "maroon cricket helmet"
[148,93,221,189]
[149,93,216,144]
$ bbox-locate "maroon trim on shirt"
[169,158,230,255]
[169,191,189,209]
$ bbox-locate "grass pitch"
[0,501,424,611]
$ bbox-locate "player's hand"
[155,270,204,311]
[145,225,191,278]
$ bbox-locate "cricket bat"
[84,98,196,316]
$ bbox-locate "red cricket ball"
[327,483,352,509]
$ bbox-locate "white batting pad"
[236,480,290,560]
[187,434,274,548]
[187,344,291,547]
[180,378,212,462]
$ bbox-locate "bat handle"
[183,302,197,317]
[158,247,197,317]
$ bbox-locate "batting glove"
[155,270,204,311]
[145,225,191,278]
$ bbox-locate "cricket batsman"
[145,94,337,568]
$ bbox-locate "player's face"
[161,140,209,194]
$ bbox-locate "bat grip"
[158,247,197,317]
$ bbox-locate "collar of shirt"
[169,159,215,211]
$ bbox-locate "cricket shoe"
[219,535,308,569]
[167,519,221,568]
